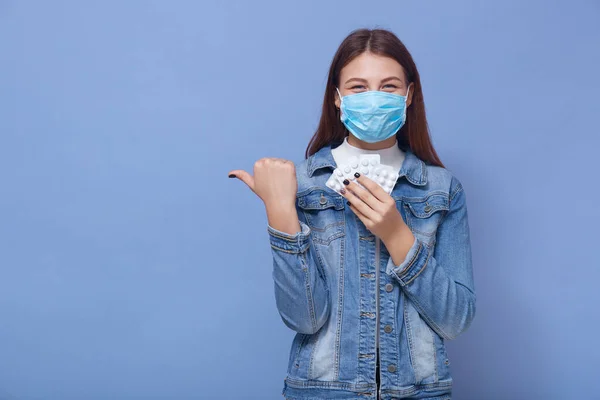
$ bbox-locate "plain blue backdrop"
[1,0,599,399]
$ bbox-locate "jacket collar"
[307,143,428,186]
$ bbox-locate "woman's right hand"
[228,157,298,212]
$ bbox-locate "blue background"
[1,0,599,399]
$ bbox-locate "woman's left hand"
[339,173,406,242]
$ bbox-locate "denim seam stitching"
[267,226,307,243]
[301,252,318,334]
[270,244,303,255]
[403,296,417,382]
[404,244,431,285]
[449,181,463,202]
[395,241,422,281]
[334,233,345,380]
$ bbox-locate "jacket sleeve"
[267,205,331,335]
[385,176,476,340]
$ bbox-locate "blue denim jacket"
[267,143,476,400]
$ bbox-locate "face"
[334,51,413,108]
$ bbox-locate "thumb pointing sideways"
[228,169,255,193]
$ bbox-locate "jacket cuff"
[386,237,431,285]
[267,220,311,254]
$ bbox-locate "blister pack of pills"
[326,154,400,195]
[370,164,400,194]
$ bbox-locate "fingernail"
[343,179,350,185]
[340,188,346,194]
[354,172,360,178]
[228,174,236,178]
[347,201,351,207]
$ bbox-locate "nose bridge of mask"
[336,87,409,103]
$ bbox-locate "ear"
[334,89,341,109]
[406,83,413,108]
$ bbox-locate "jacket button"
[387,364,396,373]
[424,205,432,212]
[385,283,393,292]
[384,325,392,333]
[319,195,327,205]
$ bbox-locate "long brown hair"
[305,28,444,168]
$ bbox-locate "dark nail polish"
[354,172,360,178]
[343,179,350,185]
[228,174,236,178]
[340,188,346,194]
[347,201,351,207]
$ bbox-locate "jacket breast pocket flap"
[404,193,449,239]
[297,189,345,245]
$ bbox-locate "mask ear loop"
[402,83,412,123]
[335,87,343,121]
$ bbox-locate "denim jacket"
[267,143,476,400]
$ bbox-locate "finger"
[228,169,255,192]
[348,200,370,227]
[355,173,389,203]
[340,183,378,222]
[268,157,291,165]
[344,178,383,214]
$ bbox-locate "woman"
[229,28,476,400]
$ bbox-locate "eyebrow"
[344,76,404,85]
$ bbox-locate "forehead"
[340,52,406,82]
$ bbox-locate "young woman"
[229,28,476,400]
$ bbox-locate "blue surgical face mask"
[336,86,411,143]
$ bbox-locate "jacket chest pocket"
[401,193,449,247]
[297,189,345,245]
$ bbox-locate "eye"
[382,84,399,91]
[350,85,366,90]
